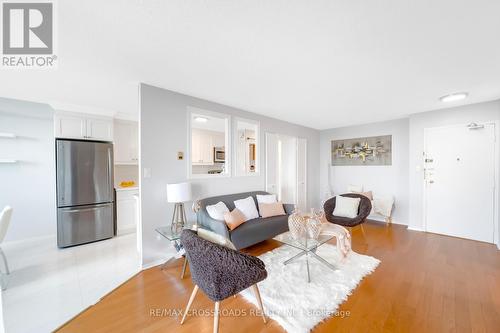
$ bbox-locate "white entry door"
[424,123,496,243]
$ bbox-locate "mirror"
[235,118,259,176]
[189,107,230,177]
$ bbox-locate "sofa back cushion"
[199,191,269,216]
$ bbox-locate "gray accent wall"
[140,84,320,266]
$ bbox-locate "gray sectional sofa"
[196,191,293,249]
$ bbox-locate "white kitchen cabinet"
[86,118,114,141]
[191,129,214,165]
[114,120,139,165]
[54,113,113,141]
[54,114,86,139]
[116,188,139,234]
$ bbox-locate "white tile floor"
[1,233,141,333]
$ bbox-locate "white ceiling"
[191,113,226,132]
[1,0,499,129]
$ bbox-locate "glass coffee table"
[274,231,337,283]
[155,226,189,279]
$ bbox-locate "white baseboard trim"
[117,227,136,236]
[367,215,407,226]
[141,258,167,270]
[406,226,424,232]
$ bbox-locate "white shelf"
[0,159,18,164]
[0,133,16,138]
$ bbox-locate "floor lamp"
[167,182,192,235]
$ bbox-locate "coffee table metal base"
[283,246,337,283]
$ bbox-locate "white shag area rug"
[241,244,380,333]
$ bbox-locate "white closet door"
[279,135,297,205]
[265,133,279,195]
[297,138,307,211]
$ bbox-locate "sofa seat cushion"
[230,215,289,250]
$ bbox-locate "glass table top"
[273,231,335,251]
[155,225,192,241]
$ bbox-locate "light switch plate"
[143,167,152,178]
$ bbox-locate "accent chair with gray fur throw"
[180,229,268,333]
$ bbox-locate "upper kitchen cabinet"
[54,114,86,139]
[114,120,139,165]
[86,118,114,141]
[54,112,113,141]
[188,107,230,178]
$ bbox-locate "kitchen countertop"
[115,186,139,192]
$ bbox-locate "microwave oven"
[214,147,225,163]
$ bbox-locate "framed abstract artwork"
[331,135,392,166]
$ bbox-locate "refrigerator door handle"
[64,207,100,213]
[108,147,113,199]
[56,142,66,206]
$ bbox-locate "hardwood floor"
[57,221,500,333]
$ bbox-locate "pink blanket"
[320,222,352,259]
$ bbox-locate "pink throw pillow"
[259,201,286,218]
[223,208,246,230]
[354,191,373,200]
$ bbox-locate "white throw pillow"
[197,228,237,250]
[256,194,277,204]
[332,196,361,218]
[205,201,229,221]
[234,196,260,221]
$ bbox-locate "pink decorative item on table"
[305,209,323,240]
[287,208,306,240]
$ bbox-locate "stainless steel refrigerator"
[56,139,115,248]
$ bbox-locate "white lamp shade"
[167,182,192,203]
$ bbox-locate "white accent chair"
[0,206,13,277]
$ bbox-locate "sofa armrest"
[283,203,295,215]
[196,211,230,239]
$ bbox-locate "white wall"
[408,100,500,238]
[0,288,4,333]
[319,118,410,225]
[140,84,320,267]
[0,98,56,242]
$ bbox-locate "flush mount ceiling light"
[194,116,208,122]
[439,92,468,103]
